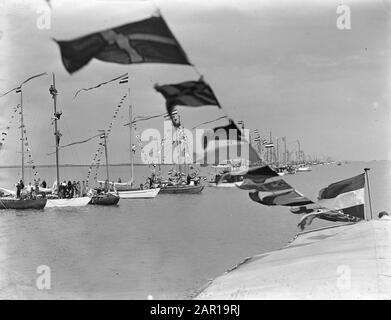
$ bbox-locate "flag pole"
[364,168,373,220]
[128,87,134,185]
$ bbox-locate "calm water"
[0,161,390,299]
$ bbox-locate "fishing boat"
[0,197,47,210]
[87,130,120,206]
[209,173,244,187]
[118,187,160,198]
[45,74,90,208]
[159,184,204,194]
[113,90,160,199]
[0,84,47,210]
[89,192,120,205]
[296,165,312,172]
[209,159,246,187]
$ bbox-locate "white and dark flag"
[317,173,365,219]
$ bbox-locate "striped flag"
[55,13,190,74]
[263,142,274,148]
[119,75,129,84]
[317,173,365,219]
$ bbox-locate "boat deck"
[195,219,391,299]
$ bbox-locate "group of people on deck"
[58,180,87,198]
[15,178,48,199]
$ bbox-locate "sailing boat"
[89,130,120,206]
[45,73,91,208]
[159,117,203,194]
[0,86,46,209]
[116,90,160,199]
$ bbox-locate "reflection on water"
[0,161,389,299]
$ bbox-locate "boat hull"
[118,188,160,199]
[89,194,120,206]
[209,181,243,188]
[45,196,91,208]
[0,198,47,210]
[160,185,204,194]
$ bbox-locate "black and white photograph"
[0,0,390,304]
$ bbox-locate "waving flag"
[217,165,278,189]
[155,78,220,126]
[55,13,191,74]
[249,189,314,207]
[317,173,365,219]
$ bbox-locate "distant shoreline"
[0,163,156,168]
[0,160,385,169]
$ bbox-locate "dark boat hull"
[0,198,47,210]
[89,194,120,206]
[159,185,204,194]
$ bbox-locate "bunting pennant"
[74,73,128,98]
[249,189,314,207]
[86,94,126,185]
[55,13,190,74]
[220,165,278,190]
[0,105,19,151]
[154,78,220,127]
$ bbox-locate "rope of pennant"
[0,104,19,151]
[85,92,127,187]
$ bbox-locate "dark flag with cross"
[154,78,221,127]
[55,13,191,74]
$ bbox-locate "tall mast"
[19,88,25,182]
[297,139,301,164]
[284,136,287,166]
[99,130,110,190]
[51,73,60,188]
[128,88,134,184]
[269,131,272,164]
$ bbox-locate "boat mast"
[284,137,287,167]
[99,130,110,190]
[297,139,301,165]
[128,88,134,185]
[51,73,60,188]
[19,87,25,182]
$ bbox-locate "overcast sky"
[0,0,390,166]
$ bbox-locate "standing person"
[81,181,86,197]
[67,181,72,198]
[117,177,122,183]
[76,181,81,197]
[16,181,22,199]
[72,180,77,197]
[41,180,47,188]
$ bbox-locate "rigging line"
[46,133,101,155]
[0,72,47,98]
[73,72,128,99]
[191,115,228,129]
[123,112,167,126]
